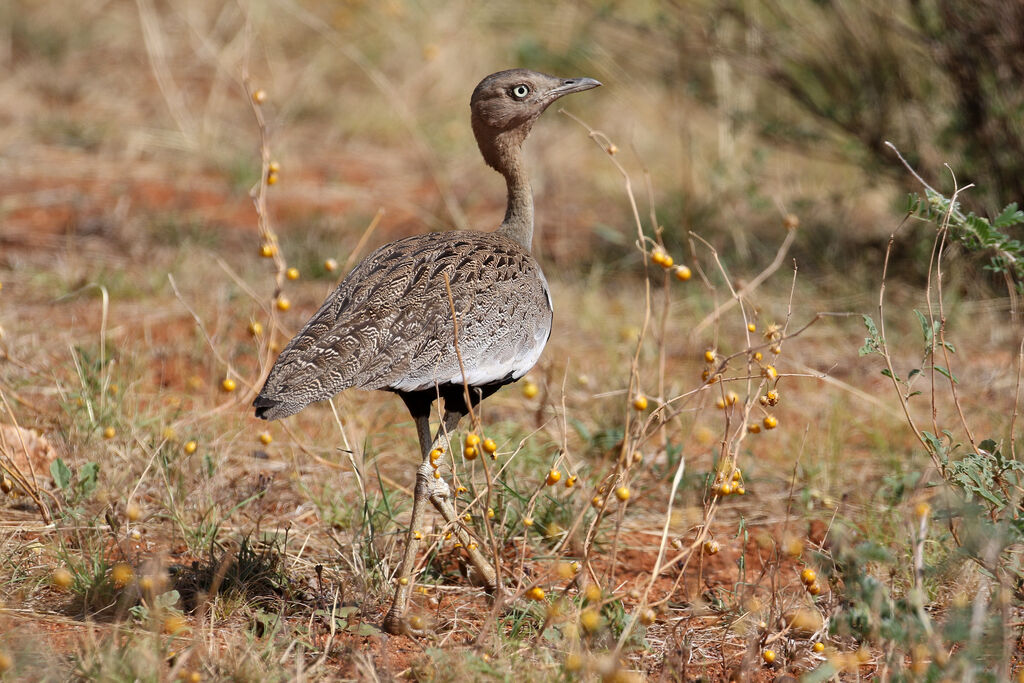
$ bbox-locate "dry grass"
[0,1,1021,681]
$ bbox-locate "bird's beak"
[548,77,602,100]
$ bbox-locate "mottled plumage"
[253,231,551,419]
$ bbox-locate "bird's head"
[470,69,601,173]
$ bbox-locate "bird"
[253,68,600,635]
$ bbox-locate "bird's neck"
[498,161,534,251]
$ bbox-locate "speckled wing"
[253,231,552,420]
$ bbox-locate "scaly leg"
[382,407,501,634]
[423,411,498,590]
[382,413,435,635]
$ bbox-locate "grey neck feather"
[476,122,537,252]
[499,161,533,251]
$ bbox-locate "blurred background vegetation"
[3,0,1021,290]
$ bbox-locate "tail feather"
[253,394,281,420]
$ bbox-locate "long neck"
[475,120,537,252]
[498,160,533,251]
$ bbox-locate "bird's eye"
[510,84,530,99]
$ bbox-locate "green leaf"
[993,202,1024,228]
[352,622,380,636]
[51,458,72,490]
[913,309,932,345]
[155,590,180,609]
[932,366,959,383]
[77,462,99,497]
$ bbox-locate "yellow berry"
[259,243,276,258]
[455,486,467,494]
[522,381,539,399]
[771,344,782,355]
[546,470,561,486]
[482,438,497,454]
[526,586,546,601]
[753,351,763,361]
[221,377,237,392]
[651,250,666,266]
[111,563,134,588]
[487,507,495,519]
[187,672,201,683]
[726,391,738,405]
[429,448,443,461]
[783,214,799,230]
[467,543,477,551]
[184,440,198,455]
[564,653,583,672]
[266,172,278,185]
[735,486,746,495]
[673,265,692,281]
[248,320,263,336]
[763,365,778,380]
[138,576,154,592]
[523,517,534,527]
[638,607,656,626]
[324,258,338,272]
[433,470,441,479]
[102,426,116,440]
[807,581,822,596]
[766,390,779,405]
[731,469,742,481]
[275,297,291,312]
[412,530,422,540]
[800,568,817,585]
[584,584,602,602]
[52,567,73,589]
[606,144,618,155]
[704,349,716,363]
[464,445,478,460]
[703,540,720,555]
[591,495,604,509]
[0,476,12,494]
[718,482,733,496]
[715,398,726,410]
[747,323,756,332]
[565,475,577,488]
[660,253,674,268]
[914,501,931,520]
[163,614,188,634]
[813,642,825,653]
[252,89,267,104]
[268,161,280,174]
[0,651,13,673]
[615,486,630,502]
[763,649,776,664]
[465,433,481,448]
[580,608,602,632]
[285,267,299,280]
[126,503,141,521]
[398,577,408,585]
[763,415,778,430]
[258,431,273,445]
[632,394,648,411]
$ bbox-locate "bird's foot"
[416,460,452,500]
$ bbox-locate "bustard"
[253,69,600,634]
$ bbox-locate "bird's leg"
[425,410,498,592]
[382,412,434,635]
